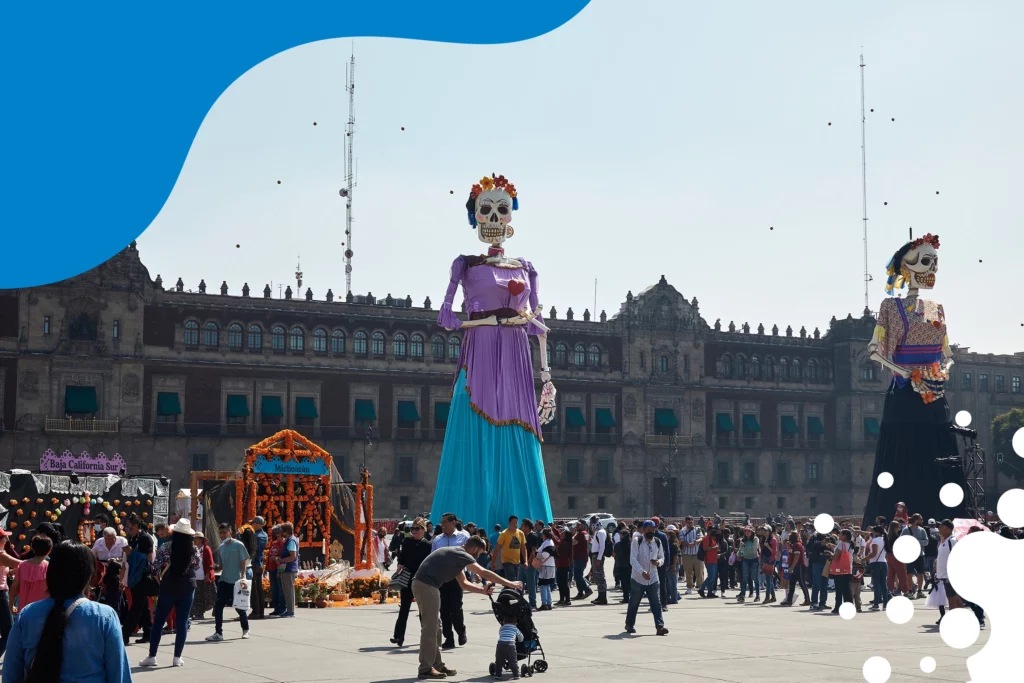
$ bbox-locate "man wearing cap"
[588,516,609,605]
[249,516,268,619]
[679,516,703,595]
[933,519,963,624]
[625,521,668,636]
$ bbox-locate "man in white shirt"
[679,516,704,595]
[934,519,963,623]
[865,525,890,610]
[92,527,128,561]
[589,516,608,605]
[624,521,668,636]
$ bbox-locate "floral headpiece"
[884,233,940,295]
[467,174,519,227]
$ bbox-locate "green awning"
[397,401,420,422]
[781,415,799,435]
[355,399,376,422]
[434,401,450,425]
[65,386,98,414]
[742,414,760,433]
[654,409,678,428]
[595,408,616,428]
[261,395,284,419]
[295,396,319,419]
[566,407,587,427]
[156,391,181,416]
[807,416,825,435]
[716,413,735,432]
[544,417,557,428]
[226,395,249,418]
[864,417,880,436]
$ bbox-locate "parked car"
[577,512,618,532]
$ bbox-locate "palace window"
[962,372,972,390]
[313,328,327,354]
[202,323,219,348]
[1013,376,1021,394]
[996,375,1005,393]
[394,333,408,358]
[659,356,669,373]
[183,320,199,346]
[554,343,568,365]
[573,344,586,367]
[371,331,386,356]
[355,331,368,355]
[270,325,286,351]
[979,374,989,392]
[247,324,263,350]
[448,335,461,361]
[331,330,345,354]
[227,323,243,350]
[431,335,445,359]
[410,334,424,358]
[43,316,51,337]
[289,326,304,352]
[588,345,601,367]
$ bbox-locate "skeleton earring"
[505,226,514,238]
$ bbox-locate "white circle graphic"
[885,595,914,625]
[997,488,1024,528]
[814,513,835,535]
[893,535,922,563]
[939,608,981,649]
[954,410,972,427]
[839,601,856,620]
[877,472,894,489]
[940,482,964,508]
[863,656,892,683]
[1014,427,1024,457]
[920,656,936,673]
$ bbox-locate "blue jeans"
[573,559,590,595]
[539,584,552,606]
[870,563,891,607]
[625,579,663,629]
[700,563,718,595]
[149,589,195,658]
[502,563,522,582]
[269,570,285,613]
[810,563,827,606]
[740,559,758,597]
[666,568,679,603]
[525,567,539,608]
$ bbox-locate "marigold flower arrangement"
[910,361,947,404]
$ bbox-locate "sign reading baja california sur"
[39,449,127,474]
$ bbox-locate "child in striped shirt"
[493,614,524,679]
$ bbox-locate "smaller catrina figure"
[861,234,969,527]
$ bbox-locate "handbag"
[821,559,832,578]
[830,545,852,576]
[761,563,775,576]
[530,555,543,571]
[391,567,412,590]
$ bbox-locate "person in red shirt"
[189,535,216,620]
[698,528,721,598]
[571,522,592,600]
[780,532,811,607]
[554,529,574,606]
[265,526,286,616]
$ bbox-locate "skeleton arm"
[867,300,910,378]
[941,335,955,372]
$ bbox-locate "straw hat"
[171,519,196,536]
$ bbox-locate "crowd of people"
[0,510,311,681]
[388,507,1019,680]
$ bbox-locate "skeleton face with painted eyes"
[902,244,938,290]
[475,189,513,245]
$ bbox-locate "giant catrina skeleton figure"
[430,174,555,531]
[861,233,969,526]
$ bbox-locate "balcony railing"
[45,417,119,433]
[644,434,693,448]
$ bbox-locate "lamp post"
[361,426,373,470]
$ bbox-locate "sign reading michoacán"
[39,449,126,474]
[252,455,329,476]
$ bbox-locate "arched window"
[354,330,368,355]
[588,345,601,367]
[862,364,877,381]
[554,343,568,365]
[546,346,552,368]
[791,358,801,380]
[659,355,669,373]
[184,320,199,346]
[227,323,243,350]
[371,331,386,356]
[431,335,445,359]
[736,354,747,377]
[808,359,819,381]
[573,344,586,366]
[823,361,832,382]
[720,354,734,378]
[313,328,327,354]
[289,326,304,352]
[202,322,219,348]
[779,358,789,380]
[750,355,761,379]
[394,333,408,358]
[331,329,345,354]
[247,324,262,350]
[410,333,424,358]
[764,356,775,379]
[448,335,461,361]
[271,325,286,351]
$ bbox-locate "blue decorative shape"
[0,1,591,289]
[253,455,329,476]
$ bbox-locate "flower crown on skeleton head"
[884,233,940,295]
[466,174,518,227]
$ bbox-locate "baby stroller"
[488,587,548,677]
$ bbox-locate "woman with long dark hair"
[554,529,573,606]
[884,521,911,596]
[390,518,431,648]
[139,519,201,667]
[1,541,131,683]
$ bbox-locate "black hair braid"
[25,542,94,683]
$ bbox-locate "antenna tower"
[342,47,357,296]
[860,51,870,312]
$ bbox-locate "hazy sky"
[139,1,1024,354]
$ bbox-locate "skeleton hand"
[517,306,550,334]
[537,373,557,425]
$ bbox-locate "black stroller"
[488,587,548,677]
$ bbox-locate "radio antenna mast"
[342,46,357,296]
[860,51,870,313]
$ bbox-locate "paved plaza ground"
[122,589,986,683]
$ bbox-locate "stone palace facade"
[0,244,1021,520]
